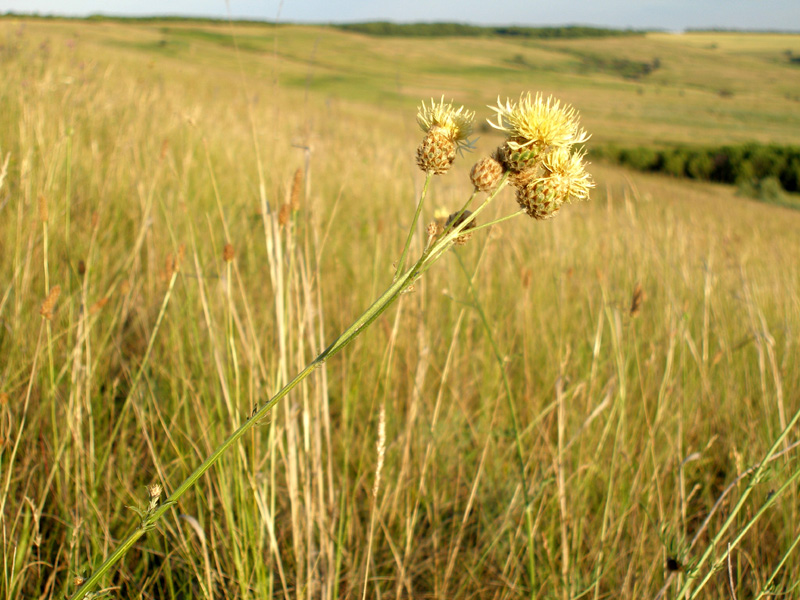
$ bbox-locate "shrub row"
[335,22,641,39]
[594,143,800,193]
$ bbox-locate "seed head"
[289,168,303,211]
[488,92,589,154]
[278,202,291,227]
[223,243,235,263]
[416,127,457,174]
[470,156,504,192]
[416,97,475,153]
[541,147,595,203]
[515,180,563,220]
[38,195,48,222]
[89,296,110,315]
[148,482,163,499]
[515,148,594,219]
[40,285,61,320]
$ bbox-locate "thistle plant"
[69,92,594,599]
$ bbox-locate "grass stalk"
[70,172,510,598]
[394,171,432,279]
[678,403,800,598]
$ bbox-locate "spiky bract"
[470,156,505,192]
[417,127,457,174]
[416,97,475,153]
[541,147,595,202]
[488,92,589,153]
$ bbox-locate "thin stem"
[71,257,422,600]
[70,172,509,600]
[469,208,526,233]
[755,525,800,599]
[96,267,182,475]
[394,171,432,280]
[677,402,800,598]
[454,253,530,504]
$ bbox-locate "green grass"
[1,16,800,600]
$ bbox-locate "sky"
[4,0,800,31]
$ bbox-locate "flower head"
[541,147,595,202]
[488,92,589,152]
[148,483,163,500]
[417,97,475,152]
[515,148,594,219]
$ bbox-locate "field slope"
[1,17,799,600]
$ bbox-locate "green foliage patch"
[595,142,800,194]
[335,22,642,39]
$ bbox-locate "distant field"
[5,18,799,146]
[1,17,800,600]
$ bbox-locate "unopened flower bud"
[470,156,504,192]
[416,127,456,174]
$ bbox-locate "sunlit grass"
[1,17,799,600]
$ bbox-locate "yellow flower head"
[488,92,589,151]
[417,97,475,152]
[541,147,595,202]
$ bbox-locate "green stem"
[394,171,432,280]
[678,402,800,598]
[454,252,530,503]
[71,258,422,600]
[71,175,512,600]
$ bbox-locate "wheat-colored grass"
[1,17,799,600]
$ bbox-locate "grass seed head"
[290,167,303,211]
[89,296,110,315]
[40,285,61,320]
[278,202,291,227]
[223,242,235,263]
[38,194,48,222]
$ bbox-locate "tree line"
[594,143,800,194]
[335,22,641,39]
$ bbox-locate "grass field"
[1,17,800,600]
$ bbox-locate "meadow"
[1,16,800,599]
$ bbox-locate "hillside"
[1,17,799,600]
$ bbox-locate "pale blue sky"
[4,0,800,31]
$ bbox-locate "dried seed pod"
[470,156,504,192]
[445,210,476,245]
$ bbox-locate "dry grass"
[1,17,799,600]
